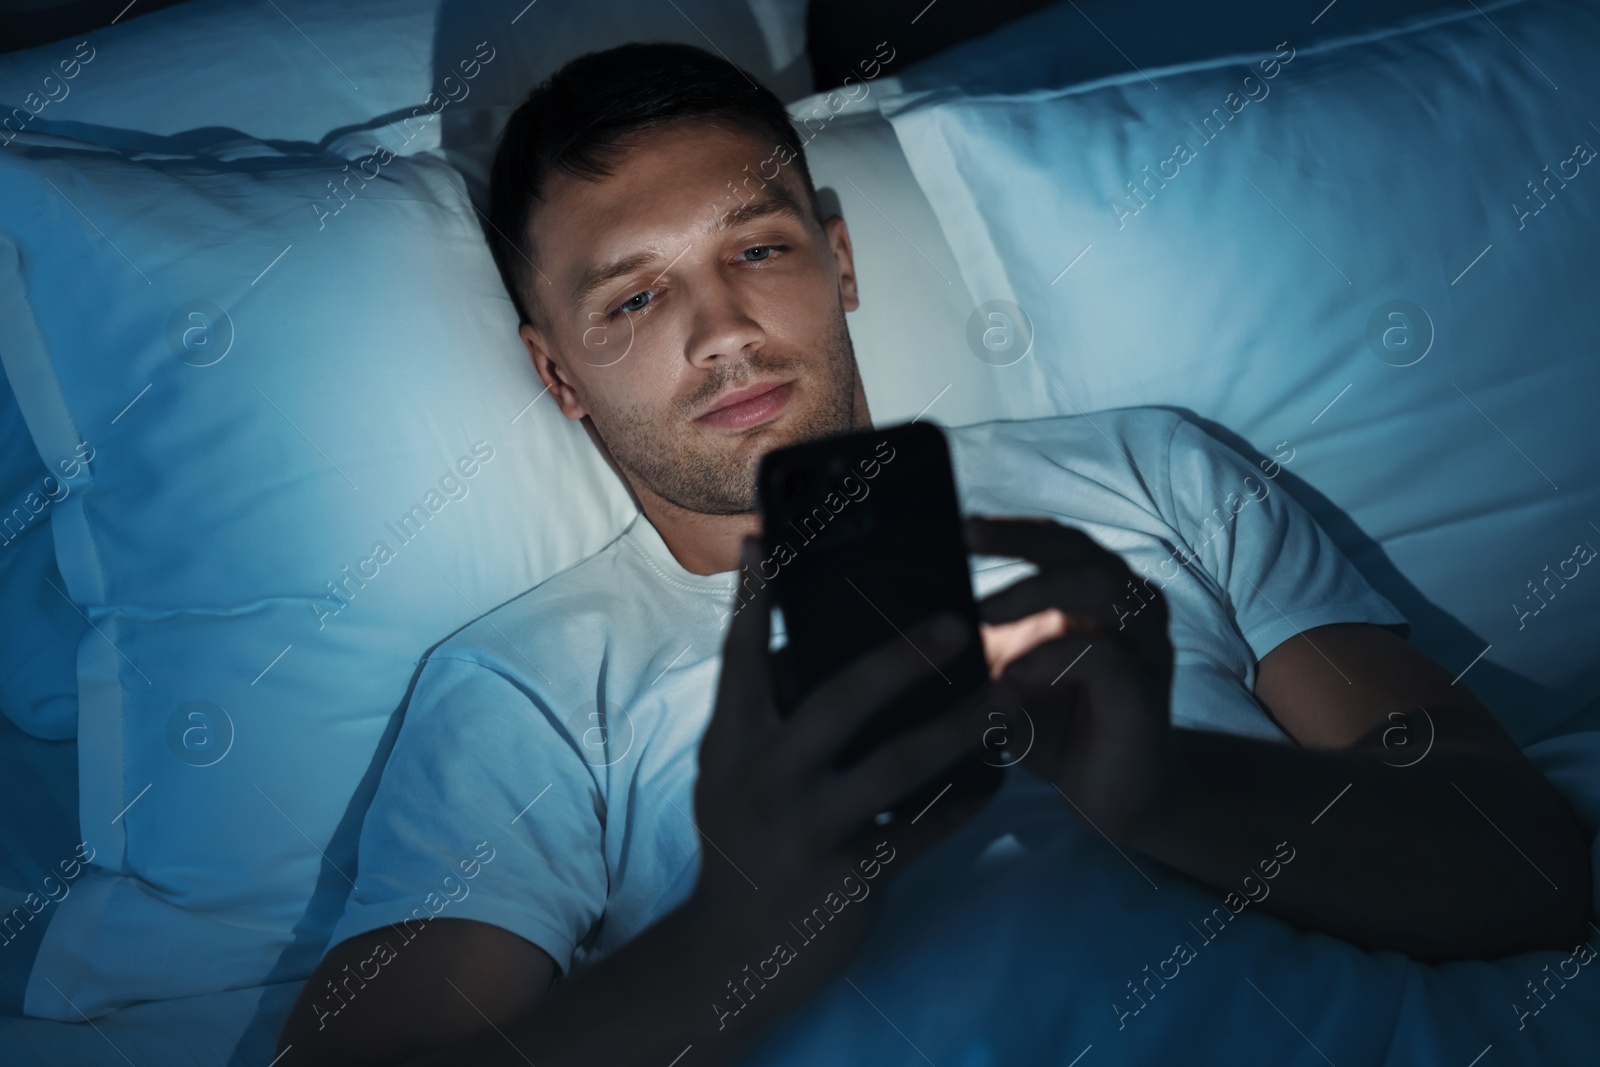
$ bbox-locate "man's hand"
[965,514,1175,841]
[692,535,1009,986]
[963,520,1590,960]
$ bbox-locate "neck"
[640,491,761,576]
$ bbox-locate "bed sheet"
[738,729,1600,1067]
[2,718,1596,1066]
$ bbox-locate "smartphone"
[754,420,1004,826]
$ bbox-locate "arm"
[279,898,842,1067]
[966,516,1592,962]
[278,919,555,1065]
[1129,622,1592,961]
[281,538,1008,1065]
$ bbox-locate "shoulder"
[388,534,644,758]
[943,407,1184,460]
[430,523,644,674]
[942,408,1186,503]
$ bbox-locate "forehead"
[528,121,810,296]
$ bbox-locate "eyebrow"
[568,186,810,310]
[714,185,808,235]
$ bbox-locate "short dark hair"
[487,41,823,330]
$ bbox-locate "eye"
[611,289,657,319]
[739,244,787,263]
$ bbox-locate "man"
[278,42,1591,1067]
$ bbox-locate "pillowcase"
[881,0,1600,742]
[0,0,811,154]
[0,129,637,1018]
[786,93,1035,430]
[0,374,82,740]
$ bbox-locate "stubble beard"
[593,309,860,516]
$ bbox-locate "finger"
[777,611,973,782]
[965,515,1107,568]
[975,567,1150,630]
[705,537,780,766]
[980,610,1070,679]
[810,680,1004,848]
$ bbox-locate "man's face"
[518,120,866,516]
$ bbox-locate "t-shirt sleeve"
[326,653,609,978]
[1161,415,1410,663]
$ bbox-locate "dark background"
[0,0,190,51]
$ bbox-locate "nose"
[685,273,767,369]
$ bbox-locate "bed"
[2,0,1598,1063]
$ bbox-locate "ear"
[823,214,860,313]
[520,321,588,421]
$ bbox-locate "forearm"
[403,894,812,1067]
[1127,716,1593,960]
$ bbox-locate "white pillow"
[0,0,807,739]
[0,1,811,154]
[788,97,1035,429]
[0,129,636,1017]
[881,0,1600,741]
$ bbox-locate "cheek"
[575,351,681,433]
[573,313,641,369]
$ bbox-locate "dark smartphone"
[754,420,1004,827]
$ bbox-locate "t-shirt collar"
[620,512,741,598]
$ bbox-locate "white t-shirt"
[327,408,1407,978]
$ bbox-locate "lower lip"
[697,382,794,430]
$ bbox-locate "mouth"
[694,379,794,431]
